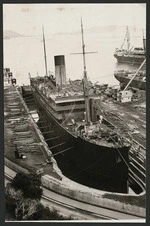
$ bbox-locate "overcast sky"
[3,3,146,35]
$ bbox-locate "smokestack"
[54,55,66,90]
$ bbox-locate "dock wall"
[5,156,145,218]
[5,158,29,175]
[42,175,146,218]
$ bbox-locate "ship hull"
[114,74,146,90]
[30,84,129,193]
[114,53,145,64]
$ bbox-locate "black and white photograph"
[3,3,146,222]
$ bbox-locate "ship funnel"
[54,55,66,90]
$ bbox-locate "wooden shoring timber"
[38,125,50,129]
[38,119,51,124]
[13,132,32,136]
[42,130,54,135]
[49,142,66,150]
[6,101,20,104]
[6,120,28,124]
[24,100,35,104]
[5,124,16,128]
[22,92,32,97]
[12,137,36,142]
[5,93,17,96]
[13,140,36,145]
[52,146,74,157]
[5,111,21,115]
[8,108,21,111]
[9,112,22,115]
[5,98,19,102]
[29,143,42,147]
[7,105,20,108]
[45,136,61,141]
[13,135,33,139]
[36,120,47,123]
[11,143,38,147]
[14,124,29,129]
[23,94,34,99]
[23,96,33,101]
[13,131,32,135]
[9,110,26,118]
[132,138,146,150]
[12,121,29,126]
[13,129,30,133]
[4,96,18,99]
[30,149,39,153]
[29,110,38,113]
[29,146,39,150]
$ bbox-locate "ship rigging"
[29,20,130,193]
[114,26,146,64]
[71,18,98,124]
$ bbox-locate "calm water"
[3,33,143,86]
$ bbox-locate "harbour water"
[3,32,143,86]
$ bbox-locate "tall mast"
[121,26,130,51]
[81,18,91,123]
[81,18,87,74]
[142,29,146,53]
[70,18,97,124]
[42,25,48,76]
[126,26,130,51]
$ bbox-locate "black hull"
[114,74,146,90]
[30,84,129,193]
[114,54,145,64]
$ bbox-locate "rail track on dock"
[5,166,145,221]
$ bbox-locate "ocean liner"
[30,21,130,193]
[114,69,146,90]
[114,57,146,91]
[114,27,146,64]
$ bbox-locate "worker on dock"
[99,115,103,124]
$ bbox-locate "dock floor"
[4,85,61,180]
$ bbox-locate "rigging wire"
[94,73,114,80]
[60,99,76,125]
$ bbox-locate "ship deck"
[65,121,127,148]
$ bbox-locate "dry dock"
[4,84,146,220]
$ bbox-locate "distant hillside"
[74,25,120,34]
[55,25,143,37]
[3,30,23,39]
[86,25,142,34]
